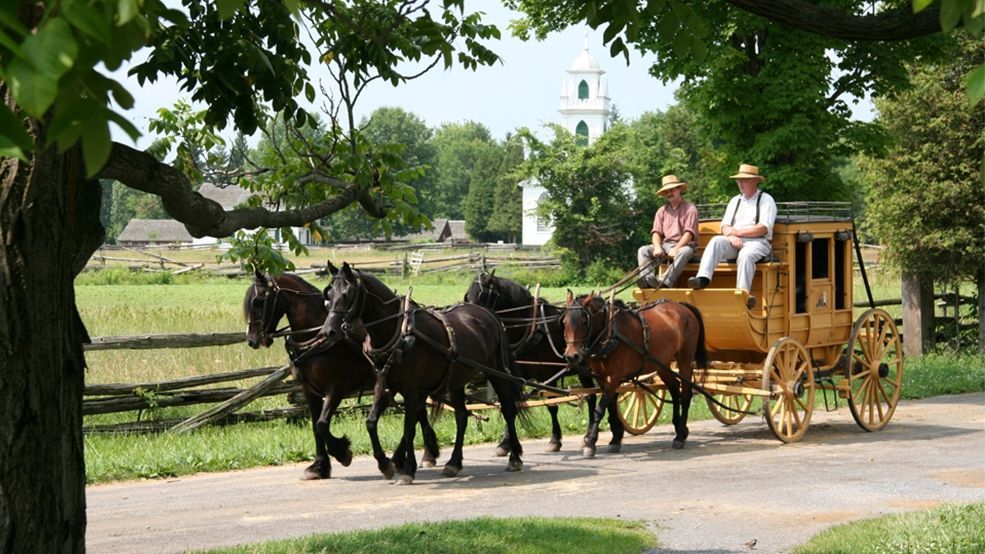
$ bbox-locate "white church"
[521,38,612,246]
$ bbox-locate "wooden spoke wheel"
[706,393,754,426]
[762,337,815,443]
[617,385,666,435]
[845,309,903,432]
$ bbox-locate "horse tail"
[682,302,708,369]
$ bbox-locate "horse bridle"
[249,279,284,345]
[564,300,609,362]
[472,275,501,311]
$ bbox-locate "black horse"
[243,270,439,479]
[465,270,620,454]
[319,262,527,484]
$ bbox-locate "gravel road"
[86,392,985,553]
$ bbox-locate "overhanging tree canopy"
[0,1,501,551]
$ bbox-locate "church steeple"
[559,32,611,145]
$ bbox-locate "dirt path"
[86,393,985,553]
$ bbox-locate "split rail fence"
[86,245,560,278]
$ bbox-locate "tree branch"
[96,142,377,238]
[723,0,941,41]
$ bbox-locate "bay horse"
[465,270,620,454]
[243,270,439,479]
[319,261,527,484]
[563,292,707,455]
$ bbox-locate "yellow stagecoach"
[623,201,903,442]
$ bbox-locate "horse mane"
[275,272,320,295]
[571,293,630,312]
[491,275,534,307]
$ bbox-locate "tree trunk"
[1,128,104,551]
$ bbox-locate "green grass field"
[77,253,984,484]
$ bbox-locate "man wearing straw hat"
[636,174,699,289]
[688,164,776,305]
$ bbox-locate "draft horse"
[243,270,439,479]
[563,292,707,455]
[465,270,619,454]
[320,262,527,484]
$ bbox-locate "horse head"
[244,270,282,349]
[319,262,368,350]
[562,291,606,368]
[464,269,498,308]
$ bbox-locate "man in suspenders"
[636,174,700,289]
[688,164,777,305]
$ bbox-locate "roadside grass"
[793,502,985,554]
[79,264,984,484]
[200,517,658,554]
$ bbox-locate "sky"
[111,3,871,149]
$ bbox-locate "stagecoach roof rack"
[696,201,853,223]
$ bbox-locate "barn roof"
[116,219,194,243]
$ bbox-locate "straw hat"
[730,163,765,182]
[656,174,688,196]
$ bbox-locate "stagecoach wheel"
[706,393,754,426]
[845,309,903,432]
[762,337,815,443]
[617,385,666,435]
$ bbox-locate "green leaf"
[117,0,139,25]
[965,63,985,106]
[0,135,28,160]
[63,0,112,45]
[8,18,79,117]
[81,118,111,177]
[216,0,245,20]
[7,59,58,117]
[0,103,33,154]
[23,18,78,78]
[912,0,935,13]
[940,0,963,31]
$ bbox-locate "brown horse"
[319,262,527,484]
[243,270,439,479]
[465,270,618,454]
[563,292,707,455]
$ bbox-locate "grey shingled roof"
[116,219,194,243]
[447,220,468,240]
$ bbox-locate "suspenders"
[729,192,761,226]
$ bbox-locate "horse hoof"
[672,440,685,450]
[544,441,562,453]
[506,460,523,472]
[421,459,436,468]
[494,445,510,457]
[442,465,460,477]
[339,450,353,467]
[395,474,414,485]
[582,446,596,458]
[301,468,328,481]
[381,462,396,480]
[607,443,622,454]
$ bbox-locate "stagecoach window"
[812,238,830,279]
[834,238,848,310]
[795,242,808,313]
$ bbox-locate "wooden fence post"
[901,272,934,356]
